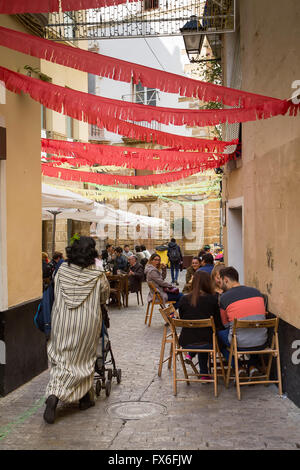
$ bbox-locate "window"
[66,116,74,139]
[144,0,159,10]
[135,82,157,106]
[41,105,47,130]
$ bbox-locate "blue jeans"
[218,328,265,370]
[167,291,183,310]
[185,343,212,374]
[170,263,179,283]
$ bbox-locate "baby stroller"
[94,304,122,397]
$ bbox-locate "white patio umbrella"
[42,183,95,210]
[42,185,167,253]
[42,184,95,255]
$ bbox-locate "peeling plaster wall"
[223,0,300,329]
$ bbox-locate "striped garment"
[220,285,267,348]
[45,262,110,403]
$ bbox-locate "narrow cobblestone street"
[0,272,299,451]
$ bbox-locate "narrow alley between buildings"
[0,273,299,451]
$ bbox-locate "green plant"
[23,65,51,82]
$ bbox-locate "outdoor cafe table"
[106,273,129,307]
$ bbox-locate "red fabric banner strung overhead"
[0,0,132,14]
[46,154,229,171]
[41,138,229,171]
[41,164,209,186]
[1,67,298,132]
[0,25,297,109]
[0,0,59,14]
[87,118,236,152]
[61,0,137,11]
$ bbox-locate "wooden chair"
[128,283,144,306]
[158,304,177,377]
[166,313,226,397]
[225,317,283,400]
[107,275,123,309]
[136,283,144,306]
[144,281,175,327]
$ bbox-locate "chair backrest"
[233,317,279,335]
[148,281,164,304]
[106,274,123,289]
[159,305,176,325]
[170,316,216,334]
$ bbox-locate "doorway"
[227,198,244,284]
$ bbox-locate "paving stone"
[0,271,300,450]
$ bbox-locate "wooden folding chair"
[167,315,226,397]
[225,317,283,400]
[108,275,123,309]
[144,281,175,327]
[158,304,177,376]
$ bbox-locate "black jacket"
[167,242,183,265]
[128,262,144,293]
[178,293,222,346]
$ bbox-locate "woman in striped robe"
[43,236,110,424]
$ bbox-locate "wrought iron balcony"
[45,0,235,41]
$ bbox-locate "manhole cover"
[106,401,166,420]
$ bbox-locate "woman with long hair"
[178,271,222,379]
[144,253,183,309]
[43,236,110,424]
[182,256,202,294]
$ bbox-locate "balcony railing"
[45,0,235,41]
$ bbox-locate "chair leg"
[178,351,190,385]
[275,333,283,396]
[168,342,173,369]
[140,289,144,306]
[158,324,168,377]
[233,337,241,400]
[217,342,226,383]
[173,342,177,396]
[148,300,155,327]
[145,302,150,324]
[213,336,218,397]
[226,344,234,388]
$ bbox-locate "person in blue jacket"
[197,253,215,275]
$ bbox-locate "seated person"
[182,256,201,294]
[197,253,215,275]
[211,262,226,300]
[128,255,144,293]
[178,271,223,379]
[214,247,224,262]
[134,245,146,264]
[218,266,267,376]
[113,246,128,274]
[123,245,133,258]
[48,251,64,277]
[144,253,183,309]
[141,244,151,260]
[102,244,115,272]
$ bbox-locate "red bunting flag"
[1,67,297,133]
[41,162,230,186]
[41,138,230,171]
[0,25,297,109]
[0,0,59,14]
[0,0,133,14]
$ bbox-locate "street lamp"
[180,15,205,63]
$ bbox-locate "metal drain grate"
[106,401,167,420]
